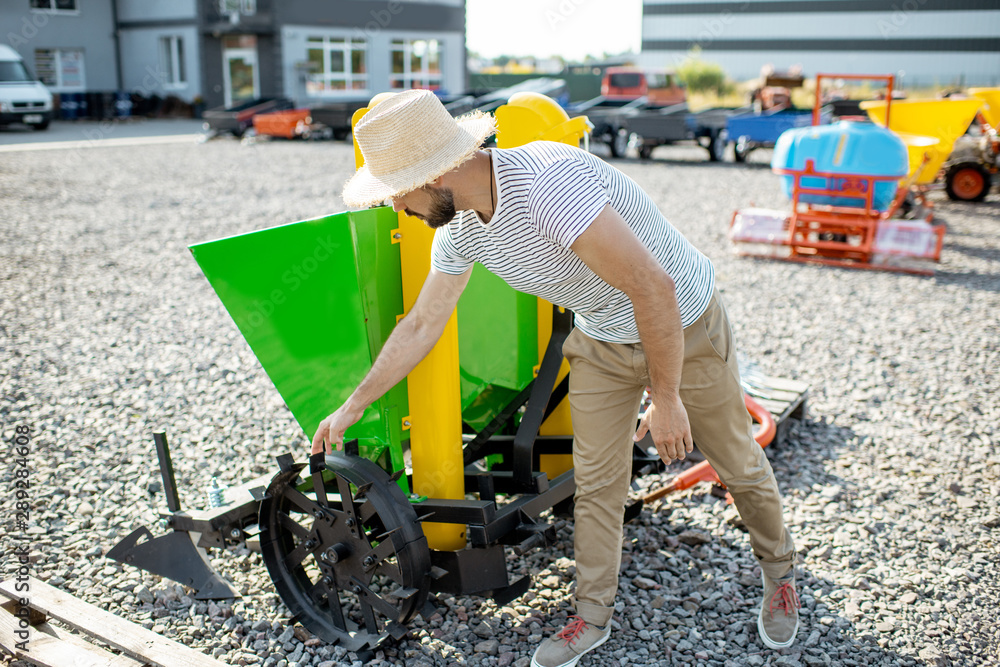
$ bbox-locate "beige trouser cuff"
[574,599,614,627]
[759,555,797,581]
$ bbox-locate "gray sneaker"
[530,615,611,667]
[758,572,800,649]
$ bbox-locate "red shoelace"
[555,616,589,647]
[768,581,801,619]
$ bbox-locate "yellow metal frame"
[354,99,466,550]
[536,301,574,480]
[350,92,591,550]
[494,91,587,479]
[397,213,467,550]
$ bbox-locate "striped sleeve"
[526,158,610,248]
[430,222,474,275]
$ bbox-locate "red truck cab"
[601,67,686,107]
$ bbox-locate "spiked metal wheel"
[259,453,431,652]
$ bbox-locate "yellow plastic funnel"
[969,88,1000,128]
[861,98,983,184]
[894,132,940,184]
[496,92,590,148]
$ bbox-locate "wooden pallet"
[740,367,809,447]
[0,577,226,667]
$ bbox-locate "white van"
[0,44,53,130]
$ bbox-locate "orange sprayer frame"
[736,73,944,275]
[813,73,893,128]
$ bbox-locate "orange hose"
[641,393,775,504]
[746,393,776,449]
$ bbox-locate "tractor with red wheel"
[943,88,1000,202]
[944,137,996,202]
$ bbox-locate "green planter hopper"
[189,208,410,482]
[190,206,547,487]
[456,265,539,431]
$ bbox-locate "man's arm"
[569,203,693,462]
[311,265,472,454]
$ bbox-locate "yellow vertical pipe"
[353,98,466,550]
[495,94,583,478]
[537,299,574,479]
[397,213,467,550]
[537,300,573,435]
[351,107,368,170]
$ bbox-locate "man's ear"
[425,176,444,189]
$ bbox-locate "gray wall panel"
[642,38,1000,52]
[2,1,119,90]
[276,0,465,32]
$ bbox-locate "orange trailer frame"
[253,108,313,139]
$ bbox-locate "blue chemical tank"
[771,120,909,211]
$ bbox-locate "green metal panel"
[456,264,539,431]
[189,208,408,480]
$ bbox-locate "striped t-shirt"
[431,141,715,344]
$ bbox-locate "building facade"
[2,0,466,111]
[639,0,1000,88]
[116,0,202,103]
[276,0,466,109]
[2,0,119,95]
[120,0,466,108]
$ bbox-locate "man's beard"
[407,187,456,229]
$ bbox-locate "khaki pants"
[563,290,796,626]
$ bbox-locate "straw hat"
[342,89,497,208]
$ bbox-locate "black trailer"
[307,98,370,141]
[461,77,569,115]
[569,96,649,157]
[612,105,739,162]
[202,97,293,138]
[307,80,567,142]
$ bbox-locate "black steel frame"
[109,305,663,607]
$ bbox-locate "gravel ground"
[1,135,999,667]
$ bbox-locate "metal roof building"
[638,0,1000,87]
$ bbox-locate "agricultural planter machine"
[110,93,808,657]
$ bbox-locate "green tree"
[677,53,732,96]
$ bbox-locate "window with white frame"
[30,0,77,11]
[304,36,367,94]
[390,39,442,91]
[159,36,186,87]
[34,48,85,90]
[219,0,257,15]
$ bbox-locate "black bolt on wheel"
[259,453,431,652]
